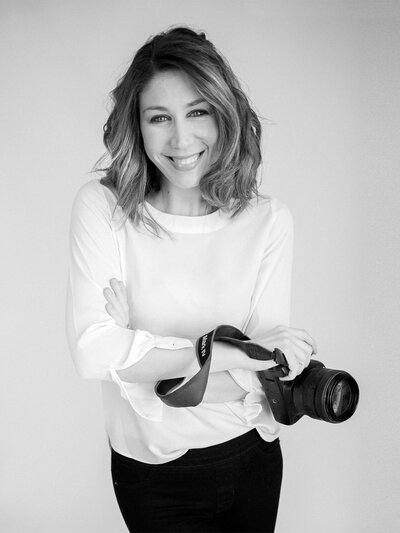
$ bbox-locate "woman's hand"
[248,326,317,380]
[103,278,130,328]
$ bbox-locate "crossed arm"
[103,278,317,403]
[103,279,252,402]
[68,183,317,407]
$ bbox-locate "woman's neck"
[147,187,216,217]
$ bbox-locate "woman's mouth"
[166,151,204,170]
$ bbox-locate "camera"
[257,359,359,425]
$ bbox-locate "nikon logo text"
[200,335,208,361]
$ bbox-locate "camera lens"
[318,371,359,423]
[332,379,351,416]
[291,361,359,424]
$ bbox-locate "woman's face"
[139,70,218,192]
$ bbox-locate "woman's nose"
[169,120,193,150]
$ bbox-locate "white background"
[1,1,399,532]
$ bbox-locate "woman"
[67,27,316,533]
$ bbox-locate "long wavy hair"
[97,26,263,234]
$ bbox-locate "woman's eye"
[150,115,169,123]
[189,109,209,118]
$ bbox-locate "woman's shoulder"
[72,178,119,218]
[247,195,293,229]
[73,178,113,202]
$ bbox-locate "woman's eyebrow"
[186,98,206,107]
[142,99,207,113]
[143,105,168,113]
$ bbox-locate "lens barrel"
[316,371,359,422]
[292,362,359,423]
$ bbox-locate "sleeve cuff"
[110,370,163,422]
[228,369,265,424]
[111,330,194,421]
[117,329,194,371]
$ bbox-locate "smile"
[166,151,204,170]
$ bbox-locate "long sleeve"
[66,181,192,420]
[243,199,293,337]
[227,199,294,423]
[65,188,289,461]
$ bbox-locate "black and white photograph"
[1,1,399,532]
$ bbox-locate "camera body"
[257,359,359,425]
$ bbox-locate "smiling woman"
[96,27,262,231]
[139,70,219,213]
[67,26,316,533]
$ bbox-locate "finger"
[291,339,313,367]
[306,339,317,356]
[109,279,129,312]
[105,281,130,328]
[105,302,119,321]
[110,278,126,298]
[280,370,297,381]
[301,332,317,355]
[279,347,309,380]
[103,287,122,313]
[280,361,303,381]
[104,284,127,312]
[118,281,129,308]
[103,288,126,319]
[105,301,129,327]
[103,287,118,304]
[288,327,317,355]
[119,280,128,297]
[250,359,278,372]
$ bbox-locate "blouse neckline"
[143,201,230,234]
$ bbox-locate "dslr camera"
[257,358,359,425]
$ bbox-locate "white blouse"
[66,179,293,464]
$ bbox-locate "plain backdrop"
[1,1,399,532]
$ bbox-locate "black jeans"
[111,430,283,533]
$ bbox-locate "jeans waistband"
[165,430,276,467]
[112,431,279,469]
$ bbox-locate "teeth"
[171,153,200,167]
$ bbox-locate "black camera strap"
[155,324,288,408]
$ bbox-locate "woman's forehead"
[139,70,202,111]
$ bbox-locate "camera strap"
[155,324,288,408]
